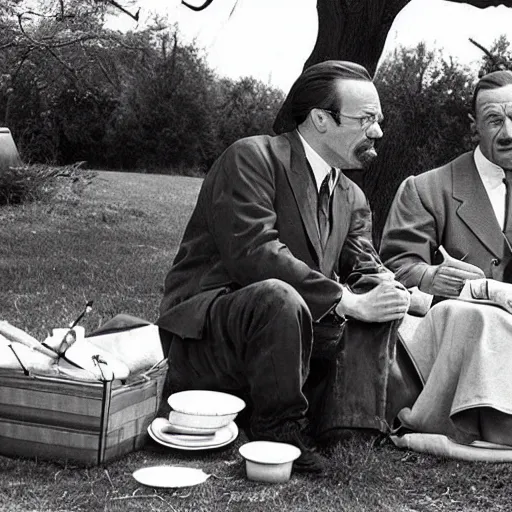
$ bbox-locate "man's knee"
[431,299,494,324]
[251,279,310,318]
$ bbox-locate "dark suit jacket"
[380,151,512,287]
[157,130,385,339]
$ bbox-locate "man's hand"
[336,280,411,323]
[419,246,485,298]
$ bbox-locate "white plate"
[239,441,301,464]
[152,417,218,446]
[165,419,219,435]
[133,466,210,488]
[155,417,218,439]
[148,421,238,450]
[168,390,245,416]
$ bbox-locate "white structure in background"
[0,127,21,168]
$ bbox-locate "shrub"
[0,162,95,206]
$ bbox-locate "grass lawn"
[1,170,512,511]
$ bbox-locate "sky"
[108,0,512,92]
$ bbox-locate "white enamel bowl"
[238,441,301,483]
[167,390,246,431]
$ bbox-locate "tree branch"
[447,0,512,6]
[469,37,495,60]
[83,43,118,88]
[104,0,140,21]
[16,16,99,50]
[181,0,215,12]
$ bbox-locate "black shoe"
[248,422,328,474]
[293,448,327,474]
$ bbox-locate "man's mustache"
[497,137,512,148]
[356,140,375,153]
[355,140,378,166]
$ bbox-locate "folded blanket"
[86,323,164,374]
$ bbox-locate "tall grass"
[0,163,95,206]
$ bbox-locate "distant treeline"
[0,17,284,174]
[364,37,512,242]
[0,6,511,211]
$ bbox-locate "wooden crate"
[0,361,167,465]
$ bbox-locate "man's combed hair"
[472,70,512,112]
[289,60,372,127]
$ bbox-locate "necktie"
[318,168,335,248]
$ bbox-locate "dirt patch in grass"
[1,171,512,511]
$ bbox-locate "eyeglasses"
[322,109,382,129]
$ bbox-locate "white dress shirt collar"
[474,145,506,186]
[474,145,507,229]
[297,130,339,193]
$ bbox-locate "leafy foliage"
[216,76,285,152]
[0,10,283,173]
[364,36,512,244]
[361,43,477,243]
[477,34,512,75]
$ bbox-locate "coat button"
[491,258,500,266]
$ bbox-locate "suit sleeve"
[338,190,388,282]
[208,140,343,321]
[380,176,439,288]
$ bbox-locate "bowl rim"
[167,390,246,416]
[168,409,237,420]
[239,441,301,465]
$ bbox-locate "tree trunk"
[274,0,409,133]
[305,0,410,76]
[273,0,512,133]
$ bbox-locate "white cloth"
[0,334,57,375]
[391,433,512,462]
[86,324,164,375]
[398,299,512,445]
[474,145,507,230]
[297,131,339,194]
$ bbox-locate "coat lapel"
[453,152,503,258]
[278,131,323,260]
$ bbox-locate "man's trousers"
[162,278,420,437]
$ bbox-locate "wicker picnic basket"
[0,360,167,466]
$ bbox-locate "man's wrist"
[418,265,437,294]
[336,287,355,319]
